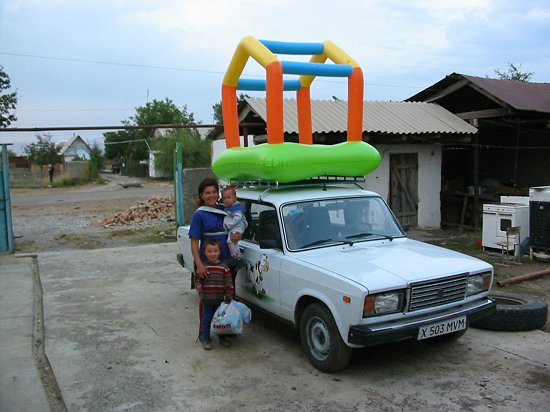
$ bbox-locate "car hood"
[294,238,492,292]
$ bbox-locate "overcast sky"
[1,0,549,153]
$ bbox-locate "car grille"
[408,274,468,311]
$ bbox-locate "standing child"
[221,185,247,259]
[195,239,234,350]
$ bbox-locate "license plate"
[418,316,466,340]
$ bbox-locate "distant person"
[194,239,234,350]
[48,164,54,183]
[221,185,247,259]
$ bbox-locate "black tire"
[471,291,547,331]
[300,303,352,373]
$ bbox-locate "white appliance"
[529,186,550,256]
[482,196,530,253]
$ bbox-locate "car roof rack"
[231,175,365,190]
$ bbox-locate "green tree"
[103,98,196,161]
[23,134,62,165]
[0,65,18,127]
[87,144,105,180]
[212,93,250,123]
[103,130,139,160]
[492,62,534,82]
[150,128,211,175]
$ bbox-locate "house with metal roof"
[212,97,477,228]
[58,135,92,162]
[408,73,550,229]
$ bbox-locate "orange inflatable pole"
[297,87,313,144]
[347,67,364,142]
[221,84,240,148]
[266,61,284,144]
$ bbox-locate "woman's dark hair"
[197,177,219,205]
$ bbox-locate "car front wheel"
[300,303,352,373]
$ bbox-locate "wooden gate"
[389,153,418,226]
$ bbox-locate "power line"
[0,50,421,89]
[0,51,222,75]
[0,124,218,132]
[0,123,266,133]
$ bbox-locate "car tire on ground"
[471,291,547,331]
[300,303,352,373]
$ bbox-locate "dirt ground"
[10,173,175,252]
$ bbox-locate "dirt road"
[11,174,174,252]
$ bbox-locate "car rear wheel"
[300,303,352,373]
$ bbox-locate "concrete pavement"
[2,243,550,411]
[0,254,51,412]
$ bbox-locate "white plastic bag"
[230,300,252,324]
[210,302,243,335]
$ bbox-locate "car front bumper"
[348,298,496,346]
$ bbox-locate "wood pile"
[97,195,174,227]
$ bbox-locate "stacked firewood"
[97,195,174,227]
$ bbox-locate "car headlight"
[363,291,405,317]
[466,272,492,296]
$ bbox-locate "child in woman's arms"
[221,185,247,259]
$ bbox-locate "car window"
[240,200,276,244]
[282,196,404,250]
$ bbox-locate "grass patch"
[49,175,107,188]
[110,228,175,244]
[424,233,482,255]
[53,177,88,187]
[55,224,176,250]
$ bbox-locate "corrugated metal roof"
[463,75,550,113]
[245,97,477,135]
[407,73,550,115]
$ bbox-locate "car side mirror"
[401,224,411,232]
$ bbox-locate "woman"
[189,178,241,335]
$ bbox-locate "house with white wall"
[211,97,476,228]
[58,135,92,162]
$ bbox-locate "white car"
[177,182,496,372]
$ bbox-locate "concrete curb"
[30,255,67,411]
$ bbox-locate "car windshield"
[282,196,405,251]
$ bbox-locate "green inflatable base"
[213,141,381,183]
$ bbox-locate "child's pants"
[200,301,222,342]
